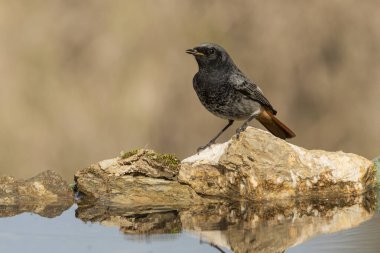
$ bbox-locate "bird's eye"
[208,48,215,55]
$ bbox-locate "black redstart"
[186,43,295,151]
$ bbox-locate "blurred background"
[0,0,379,181]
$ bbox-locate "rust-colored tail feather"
[256,110,296,139]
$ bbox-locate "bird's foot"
[196,141,215,154]
[235,125,247,139]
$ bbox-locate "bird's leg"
[197,120,234,153]
[236,110,261,138]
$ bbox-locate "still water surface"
[0,191,379,253]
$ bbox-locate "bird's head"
[186,43,235,71]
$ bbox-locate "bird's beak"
[186,48,204,56]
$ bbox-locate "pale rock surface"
[179,127,376,200]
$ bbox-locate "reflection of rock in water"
[76,191,375,253]
[0,170,74,218]
[76,204,182,235]
[119,211,181,235]
[0,203,73,218]
[182,193,376,253]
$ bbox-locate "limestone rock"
[75,128,376,205]
[0,170,73,204]
[180,127,376,200]
[74,149,206,206]
[0,170,73,217]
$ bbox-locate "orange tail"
[256,110,296,139]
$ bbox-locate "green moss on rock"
[147,152,180,168]
[119,148,180,169]
[120,149,139,159]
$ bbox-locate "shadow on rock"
[75,191,376,253]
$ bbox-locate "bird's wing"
[229,74,277,115]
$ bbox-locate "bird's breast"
[193,75,260,120]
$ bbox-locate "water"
[0,190,379,253]
[0,206,218,253]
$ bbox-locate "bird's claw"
[235,126,247,140]
[196,141,215,154]
[196,145,208,154]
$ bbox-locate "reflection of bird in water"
[200,239,228,253]
[209,243,228,253]
[186,43,295,152]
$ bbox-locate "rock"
[0,170,73,217]
[75,128,376,205]
[180,127,376,200]
[0,170,73,203]
[75,191,376,253]
[373,156,380,185]
[74,149,207,206]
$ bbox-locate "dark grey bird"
[186,43,295,151]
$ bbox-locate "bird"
[186,43,295,152]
